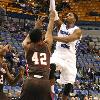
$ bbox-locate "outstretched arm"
[49,0,62,31]
[34,16,46,29]
[22,17,45,52]
[54,11,63,30]
[22,34,31,57]
[44,10,55,51]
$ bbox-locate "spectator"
[0,44,24,93]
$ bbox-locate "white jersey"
[55,24,80,63]
[50,24,81,84]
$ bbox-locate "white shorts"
[50,51,77,85]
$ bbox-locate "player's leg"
[19,78,52,100]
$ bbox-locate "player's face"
[65,13,76,23]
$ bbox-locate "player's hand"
[34,16,46,29]
[19,66,25,76]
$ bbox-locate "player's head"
[29,29,42,43]
[64,12,78,24]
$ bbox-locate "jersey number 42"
[32,52,47,65]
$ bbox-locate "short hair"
[29,29,42,43]
[73,13,78,22]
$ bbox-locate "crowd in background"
[0,1,100,100]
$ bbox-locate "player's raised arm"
[49,0,62,30]
[22,17,45,51]
[44,10,55,51]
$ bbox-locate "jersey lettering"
[61,44,70,49]
[60,30,69,35]
[32,52,39,64]
[32,52,47,65]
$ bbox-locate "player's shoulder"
[74,26,81,33]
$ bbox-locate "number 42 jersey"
[26,42,50,79]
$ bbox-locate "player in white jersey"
[50,12,82,100]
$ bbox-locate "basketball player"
[20,10,55,100]
[0,44,24,92]
[50,11,82,100]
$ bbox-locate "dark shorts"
[28,67,50,80]
[19,78,52,100]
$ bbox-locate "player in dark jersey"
[0,44,24,93]
[26,36,50,79]
[21,10,55,100]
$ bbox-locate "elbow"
[77,35,81,40]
